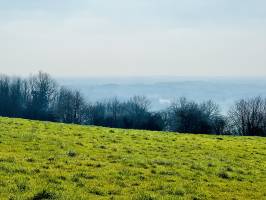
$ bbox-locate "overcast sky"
[0,0,266,77]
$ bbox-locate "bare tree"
[86,102,106,126]
[56,87,86,124]
[228,97,266,136]
[106,97,121,126]
[9,77,24,116]
[166,97,225,134]
[73,90,85,124]
[57,87,73,123]
[26,71,58,120]
[124,96,151,129]
[0,75,10,116]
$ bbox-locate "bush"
[67,150,77,157]
[218,171,231,179]
[31,189,56,200]
[134,192,157,200]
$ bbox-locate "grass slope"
[0,117,265,200]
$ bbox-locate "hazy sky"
[1,0,266,77]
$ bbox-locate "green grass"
[0,117,265,200]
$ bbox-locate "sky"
[0,0,266,77]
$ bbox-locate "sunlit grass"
[0,117,265,199]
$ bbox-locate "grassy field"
[0,117,265,200]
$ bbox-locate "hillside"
[0,117,265,200]
[59,77,266,112]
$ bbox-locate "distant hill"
[0,117,265,199]
[59,77,266,112]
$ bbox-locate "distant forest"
[0,72,265,137]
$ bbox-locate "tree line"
[0,72,265,137]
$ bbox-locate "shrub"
[31,189,56,200]
[171,187,185,196]
[134,192,157,200]
[67,150,77,157]
[218,171,231,179]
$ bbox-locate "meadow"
[0,117,265,200]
